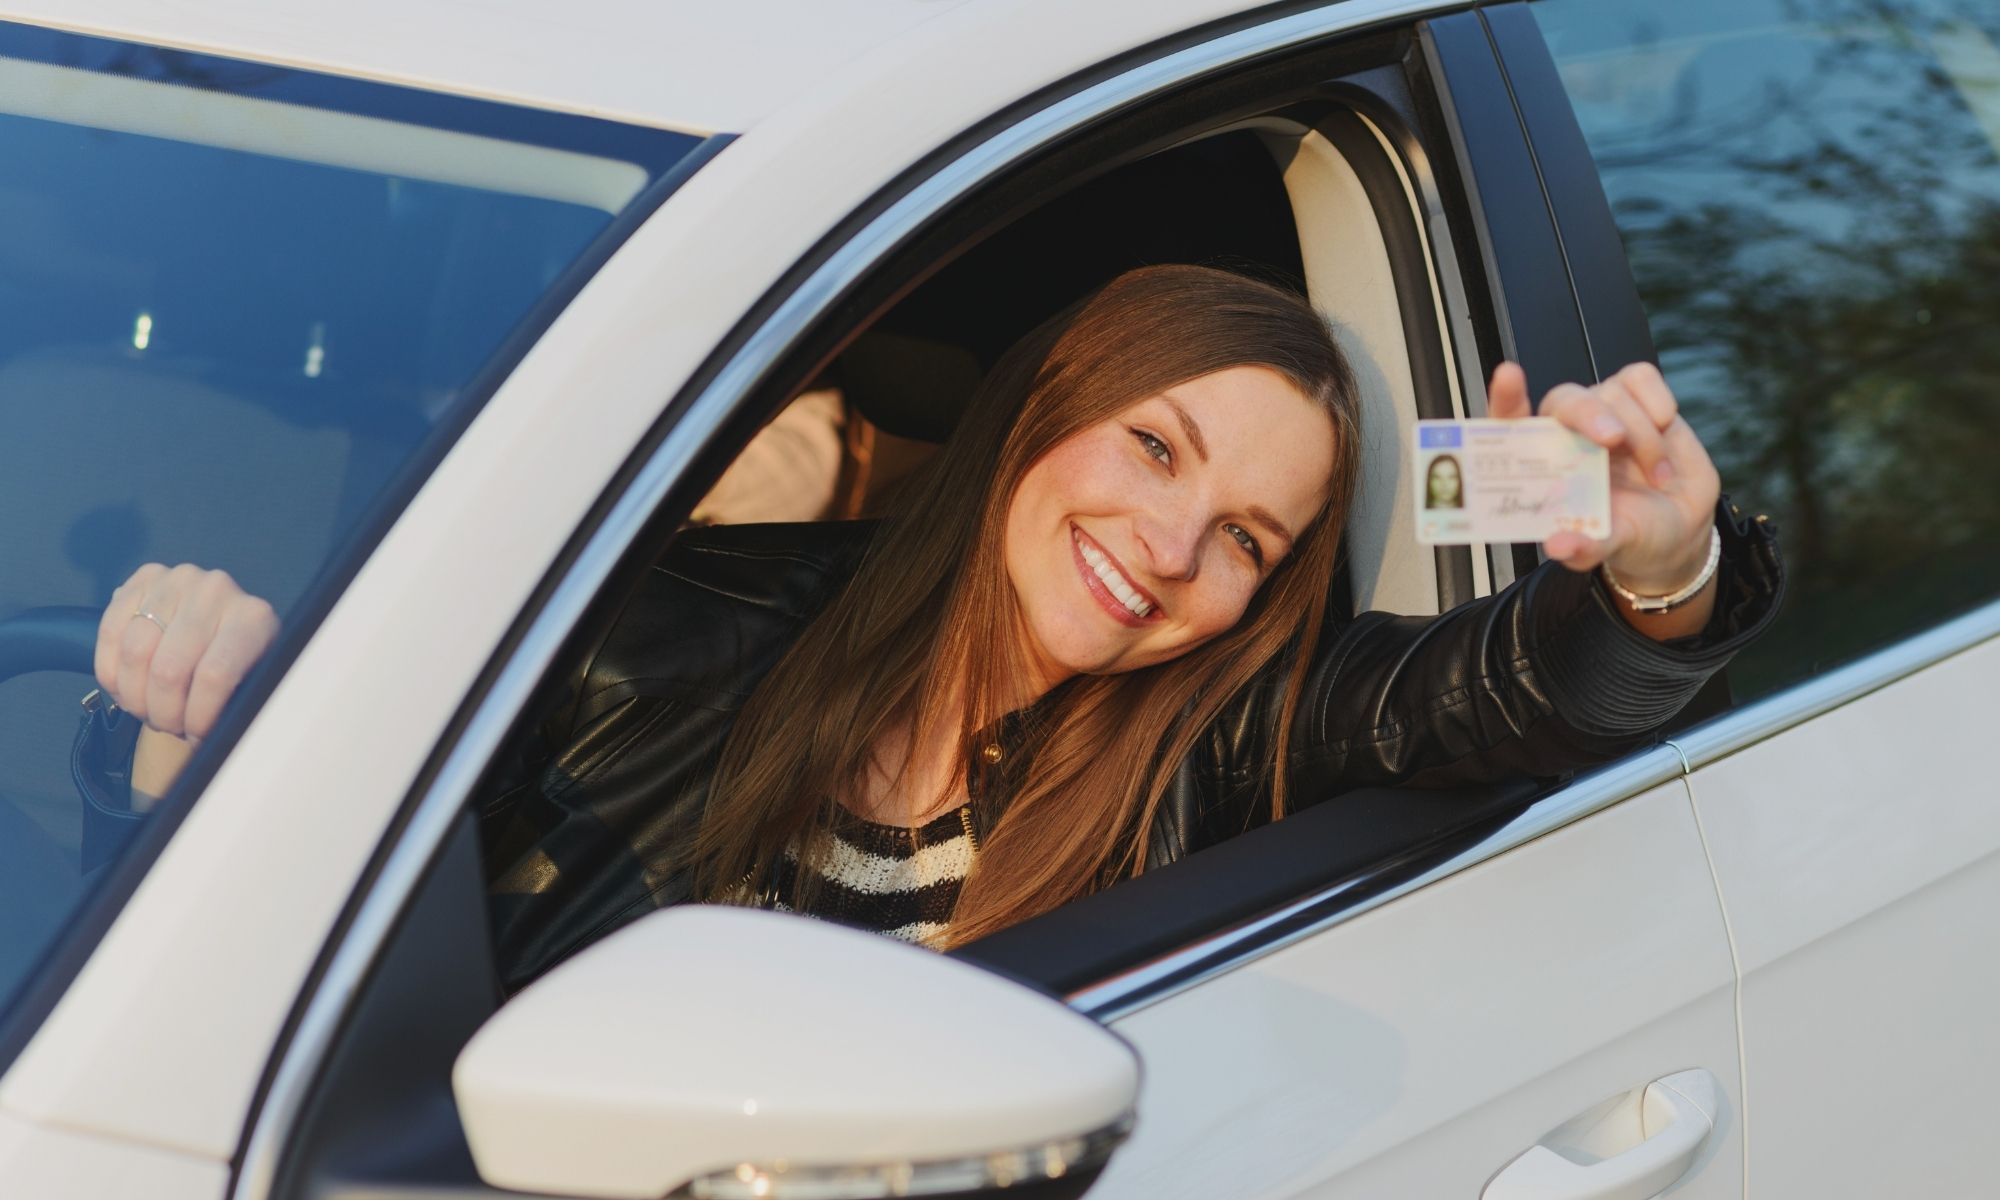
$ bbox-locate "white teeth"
[1076,533,1153,617]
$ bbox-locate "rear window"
[0,20,706,1021]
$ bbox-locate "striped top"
[767,803,977,947]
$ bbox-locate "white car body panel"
[0,0,1397,137]
[0,1111,225,1199]
[0,0,963,134]
[1096,782,1743,1198]
[0,0,1455,1170]
[1687,631,2000,1196]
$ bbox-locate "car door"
[1525,1,2000,1193]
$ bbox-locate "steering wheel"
[0,605,140,870]
[0,606,101,683]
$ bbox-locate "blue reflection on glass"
[0,22,704,1028]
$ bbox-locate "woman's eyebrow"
[1161,396,1209,462]
[1246,506,1295,552]
[1159,395,1295,551]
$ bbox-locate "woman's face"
[1003,364,1337,692]
[1429,457,1461,504]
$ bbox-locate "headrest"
[837,330,986,444]
[836,129,1305,444]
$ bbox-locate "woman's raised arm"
[1281,364,1783,795]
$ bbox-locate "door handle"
[1482,1068,1719,1200]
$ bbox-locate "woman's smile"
[1071,524,1162,625]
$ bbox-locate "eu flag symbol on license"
[1419,425,1463,449]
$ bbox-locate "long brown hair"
[689,264,1362,944]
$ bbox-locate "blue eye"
[1133,429,1170,463]
[1226,523,1263,566]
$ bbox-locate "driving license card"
[1413,418,1609,545]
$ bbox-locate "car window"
[0,21,704,1018]
[475,126,1321,992]
[1531,0,2000,701]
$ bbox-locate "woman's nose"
[1133,509,1204,582]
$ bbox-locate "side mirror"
[453,907,1139,1199]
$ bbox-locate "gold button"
[980,743,1004,764]
[1755,513,1769,523]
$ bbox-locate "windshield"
[0,21,705,1021]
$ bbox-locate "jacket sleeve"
[480,520,871,993]
[1283,497,1785,795]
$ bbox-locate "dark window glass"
[0,22,702,1021]
[1533,0,2000,700]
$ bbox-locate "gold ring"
[131,609,168,634]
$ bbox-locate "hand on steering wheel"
[95,563,279,743]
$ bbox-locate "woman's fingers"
[1661,411,1716,481]
[1545,529,1613,572]
[1530,364,1723,585]
[1487,362,1676,489]
[93,562,275,741]
[142,583,228,738]
[1613,362,1678,431]
[96,563,164,696]
[1540,381,1628,449]
[140,615,203,737]
[182,595,278,741]
[1604,386,1672,487]
[1539,373,1681,488]
[1487,361,1532,419]
[112,616,163,723]
[114,571,186,725]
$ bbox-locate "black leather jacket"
[481,499,1782,992]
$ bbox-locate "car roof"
[0,0,982,134]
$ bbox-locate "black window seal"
[1476,4,1732,731]
[1477,3,1658,378]
[1417,8,1599,586]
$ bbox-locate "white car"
[0,1,1995,1197]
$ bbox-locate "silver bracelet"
[1600,526,1721,614]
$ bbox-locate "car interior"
[723,119,1474,616]
[679,113,1543,992]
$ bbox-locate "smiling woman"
[91,264,1785,991]
[681,267,1364,949]
[474,262,1776,986]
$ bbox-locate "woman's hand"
[1487,361,1721,636]
[94,564,279,802]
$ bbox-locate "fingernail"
[1652,460,1676,487]
[1592,415,1623,440]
